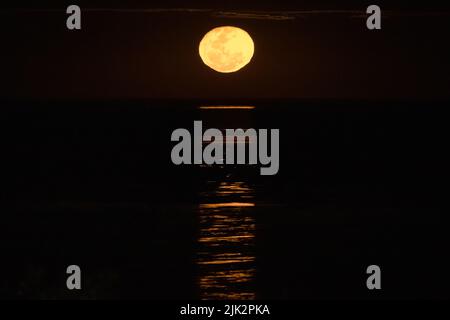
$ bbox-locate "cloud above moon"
[14,8,450,20]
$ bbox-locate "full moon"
[199,26,255,73]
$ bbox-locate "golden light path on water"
[196,181,257,300]
[199,202,255,209]
[198,106,255,110]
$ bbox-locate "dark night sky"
[1,1,450,101]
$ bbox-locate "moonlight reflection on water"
[196,181,257,300]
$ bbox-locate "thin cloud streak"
[4,8,450,20]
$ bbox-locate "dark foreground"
[2,100,449,299]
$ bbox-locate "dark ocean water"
[1,100,449,299]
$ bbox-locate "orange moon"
[199,26,255,73]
